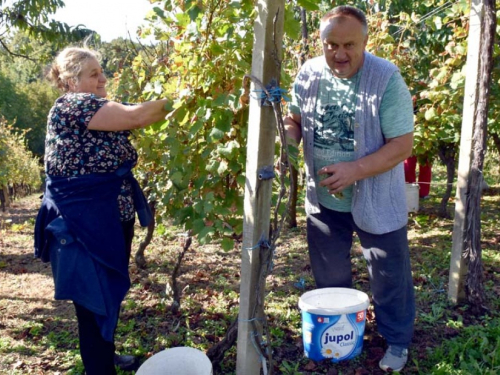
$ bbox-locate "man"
[284,5,415,373]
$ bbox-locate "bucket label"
[302,310,366,362]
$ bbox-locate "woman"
[34,46,171,375]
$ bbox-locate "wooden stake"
[448,0,483,304]
[236,1,284,374]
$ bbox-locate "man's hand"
[318,161,358,195]
[318,132,414,195]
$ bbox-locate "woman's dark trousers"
[74,219,135,375]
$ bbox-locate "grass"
[1,160,499,374]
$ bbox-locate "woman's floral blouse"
[45,93,137,221]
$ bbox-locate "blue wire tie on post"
[243,238,271,252]
[258,165,275,181]
[244,243,261,251]
[242,236,275,271]
[252,78,291,106]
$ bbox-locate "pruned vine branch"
[170,231,193,314]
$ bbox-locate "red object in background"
[404,156,432,198]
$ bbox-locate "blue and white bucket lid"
[299,287,370,315]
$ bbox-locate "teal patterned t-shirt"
[289,59,413,212]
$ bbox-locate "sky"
[53,0,156,42]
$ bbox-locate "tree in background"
[0,0,93,57]
[114,0,256,249]
[0,116,41,209]
[0,33,60,157]
[365,0,471,216]
[0,0,98,158]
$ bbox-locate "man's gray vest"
[296,52,408,234]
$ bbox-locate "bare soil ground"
[0,195,77,374]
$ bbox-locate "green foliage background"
[0,117,41,189]
[109,0,500,248]
[1,0,499,244]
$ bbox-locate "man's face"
[320,16,368,78]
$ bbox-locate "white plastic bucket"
[405,183,419,213]
[136,347,213,375]
[298,288,370,362]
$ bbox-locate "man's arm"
[319,132,413,194]
[284,112,302,145]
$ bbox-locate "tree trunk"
[491,133,500,175]
[437,143,456,218]
[135,201,156,269]
[1,185,10,211]
[464,0,496,314]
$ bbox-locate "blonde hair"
[47,47,102,92]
